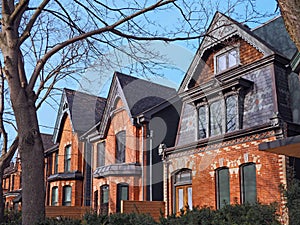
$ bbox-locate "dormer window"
[215,48,239,73]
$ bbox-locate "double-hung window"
[240,163,257,204]
[216,167,230,209]
[116,131,126,163]
[62,185,72,206]
[65,145,71,172]
[51,186,58,206]
[97,142,105,167]
[116,183,129,212]
[216,48,239,73]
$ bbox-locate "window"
[65,145,71,172]
[62,185,72,206]
[116,131,126,163]
[54,152,58,174]
[226,95,238,132]
[94,190,98,213]
[198,95,239,139]
[116,183,129,212]
[240,163,257,204]
[51,186,58,206]
[198,106,207,139]
[210,100,224,136]
[100,185,109,215]
[174,169,192,212]
[216,167,230,209]
[97,142,105,167]
[216,48,239,73]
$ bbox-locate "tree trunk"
[0,170,4,223]
[3,41,45,225]
[277,0,300,51]
[14,95,45,225]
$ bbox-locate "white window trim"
[214,46,240,74]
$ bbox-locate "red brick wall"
[166,135,284,215]
[92,98,144,213]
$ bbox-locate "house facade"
[80,72,181,214]
[161,12,300,223]
[44,88,106,207]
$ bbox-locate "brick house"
[44,88,106,207]
[80,72,181,214]
[3,133,54,211]
[161,12,300,223]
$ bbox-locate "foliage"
[108,212,158,225]
[283,178,300,225]
[0,210,21,225]
[2,202,280,225]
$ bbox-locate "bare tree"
[0,1,275,224]
[277,0,300,51]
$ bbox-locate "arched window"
[240,163,257,204]
[100,185,109,215]
[62,185,72,206]
[51,186,58,206]
[116,183,129,212]
[216,167,230,209]
[116,131,126,163]
[97,142,105,167]
[174,169,192,212]
[64,145,71,172]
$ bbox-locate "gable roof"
[179,12,296,93]
[53,88,106,143]
[97,72,177,138]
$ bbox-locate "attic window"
[215,48,239,73]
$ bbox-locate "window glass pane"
[210,101,223,136]
[65,145,71,172]
[217,54,227,72]
[198,106,207,139]
[226,95,238,132]
[116,131,126,163]
[101,185,109,204]
[217,168,230,209]
[187,187,192,210]
[51,187,58,206]
[121,186,128,200]
[97,142,105,167]
[228,49,238,68]
[241,164,257,204]
[178,188,184,210]
[63,186,71,206]
[54,153,58,174]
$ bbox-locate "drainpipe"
[141,123,145,201]
[149,130,153,201]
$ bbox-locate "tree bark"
[277,0,300,52]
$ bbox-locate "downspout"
[149,130,153,201]
[141,123,145,201]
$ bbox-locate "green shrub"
[1,210,21,225]
[82,212,108,225]
[109,212,158,225]
[36,217,81,225]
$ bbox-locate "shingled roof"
[116,72,177,117]
[53,88,107,142]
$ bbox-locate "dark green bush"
[36,217,81,225]
[109,212,158,225]
[0,210,21,225]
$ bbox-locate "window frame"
[54,152,59,174]
[215,47,240,74]
[64,145,71,172]
[51,186,58,206]
[216,167,230,209]
[97,142,106,167]
[100,185,109,215]
[116,183,129,212]
[173,169,192,213]
[197,94,240,140]
[62,185,72,206]
[116,131,126,163]
[240,163,257,204]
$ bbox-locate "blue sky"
[37,0,279,134]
